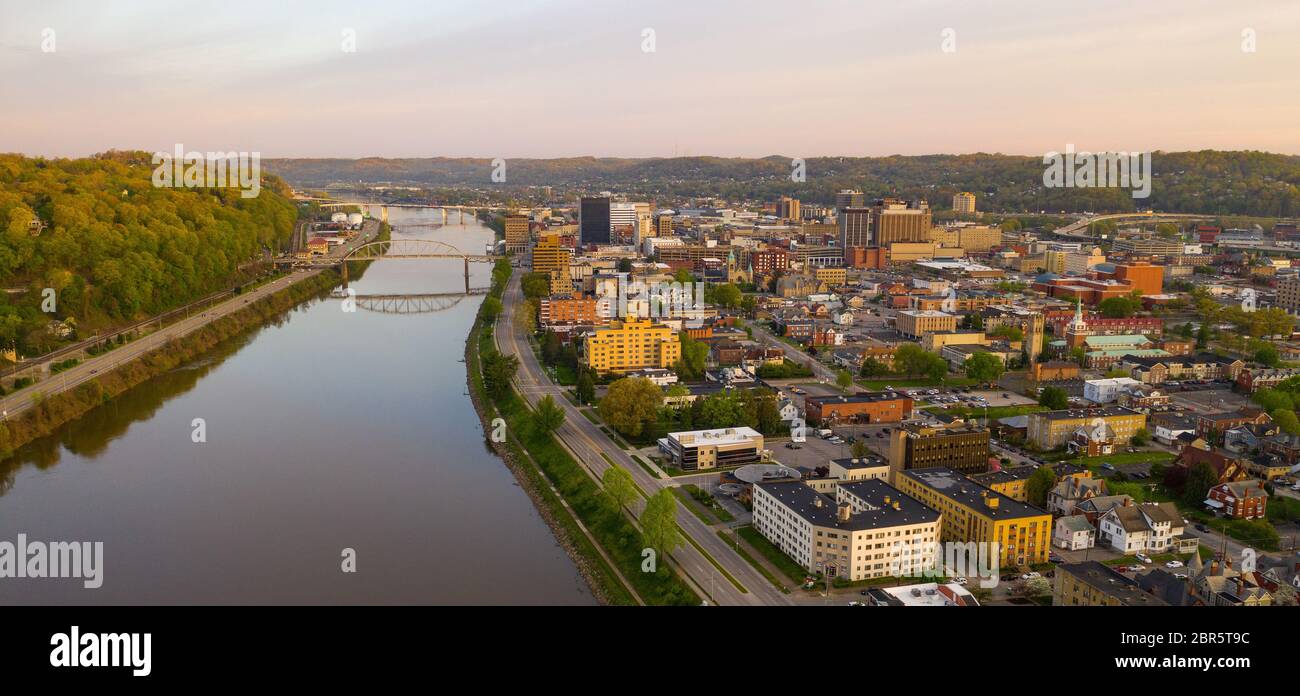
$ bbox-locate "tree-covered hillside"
[0,151,298,353]
[266,150,1300,218]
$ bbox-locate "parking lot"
[1167,384,1249,415]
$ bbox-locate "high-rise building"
[835,189,866,210]
[838,207,873,249]
[531,235,573,296]
[655,214,674,237]
[871,198,932,246]
[609,201,637,244]
[579,196,611,247]
[775,197,801,222]
[634,202,653,244]
[952,191,976,215]
[504,213,530,255]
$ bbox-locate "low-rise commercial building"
[805,392,913,425]
[896,309,958,338]
[1026,407,1146,450]
[659,427,763,472]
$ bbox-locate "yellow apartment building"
[581,320,681,375]
[895,467,1052,568]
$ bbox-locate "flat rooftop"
[756,479,939,531]
[899,467,1049,519]
[667,426,762,446]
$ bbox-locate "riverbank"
[0,269,343,460]
[464,265,627,605]
[465,263,701,606]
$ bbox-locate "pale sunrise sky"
[1,0,1298,159]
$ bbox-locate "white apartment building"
[752,479,941,581]
[1083,377,1143,404]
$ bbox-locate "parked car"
[1021,572,1041,580]
[1165,560,1184,569]
[1136,553,1152,564]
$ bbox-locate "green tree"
[1195,322,1211,349]
[1098,296,1136,318]
[575,368,595,405]
[674,334,708,380]
[535,395,565,435]
[1182,461,1219,507]
[1038,386,1069,410]
[1026,467,1057,507]
[600,377,663,437]
[1254,343,1281,368]
[860,357,889,377]
[710,283,742,309]
[520,272,552,299]
[1131,428,1149,447]
[1272,408,1300,436]
[850,439,869,459]
[602,465,638,516]
[641,489,683,557]
[836,369,853,390]
[964,351,1005,385]
[481,350,519,400]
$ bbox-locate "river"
[0,209,594,605]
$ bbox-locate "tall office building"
[504,213,530,255]
[579,196,611,247]
[838,207,873,249]
[775,197,801,222]
[871,198,932,246]
[656,214,674,237]
[634,202,654,245]
[835,189,865,210]
[952,192,976,215]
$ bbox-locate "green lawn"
[736,525,807,584]
[717,530,789,593]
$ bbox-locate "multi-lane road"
[494,275,795,606]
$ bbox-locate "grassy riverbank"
[465,265,699,606]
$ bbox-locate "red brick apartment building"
[1206,480,1268,519]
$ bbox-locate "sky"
[1,0,1298,159]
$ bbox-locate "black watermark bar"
[0,606,1289,684]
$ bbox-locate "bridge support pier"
[340,260,348,287]
[464,257,470,294]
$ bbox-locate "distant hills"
[264,151,1300,218]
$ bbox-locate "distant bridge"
[1052,212,1217,240]
[292,196,489,225]
[298,238,497,292]
[329,289,489,314]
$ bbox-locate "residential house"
[1053,515,1096,550]
[1097,501,1197,555]
[1205,479,1268,519]
[1048,475,1107,517]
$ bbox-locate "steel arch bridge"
[337,238,496,290]
[330,290,489,314]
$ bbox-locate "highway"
[0,269,323,420]
[495,275,795,606]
